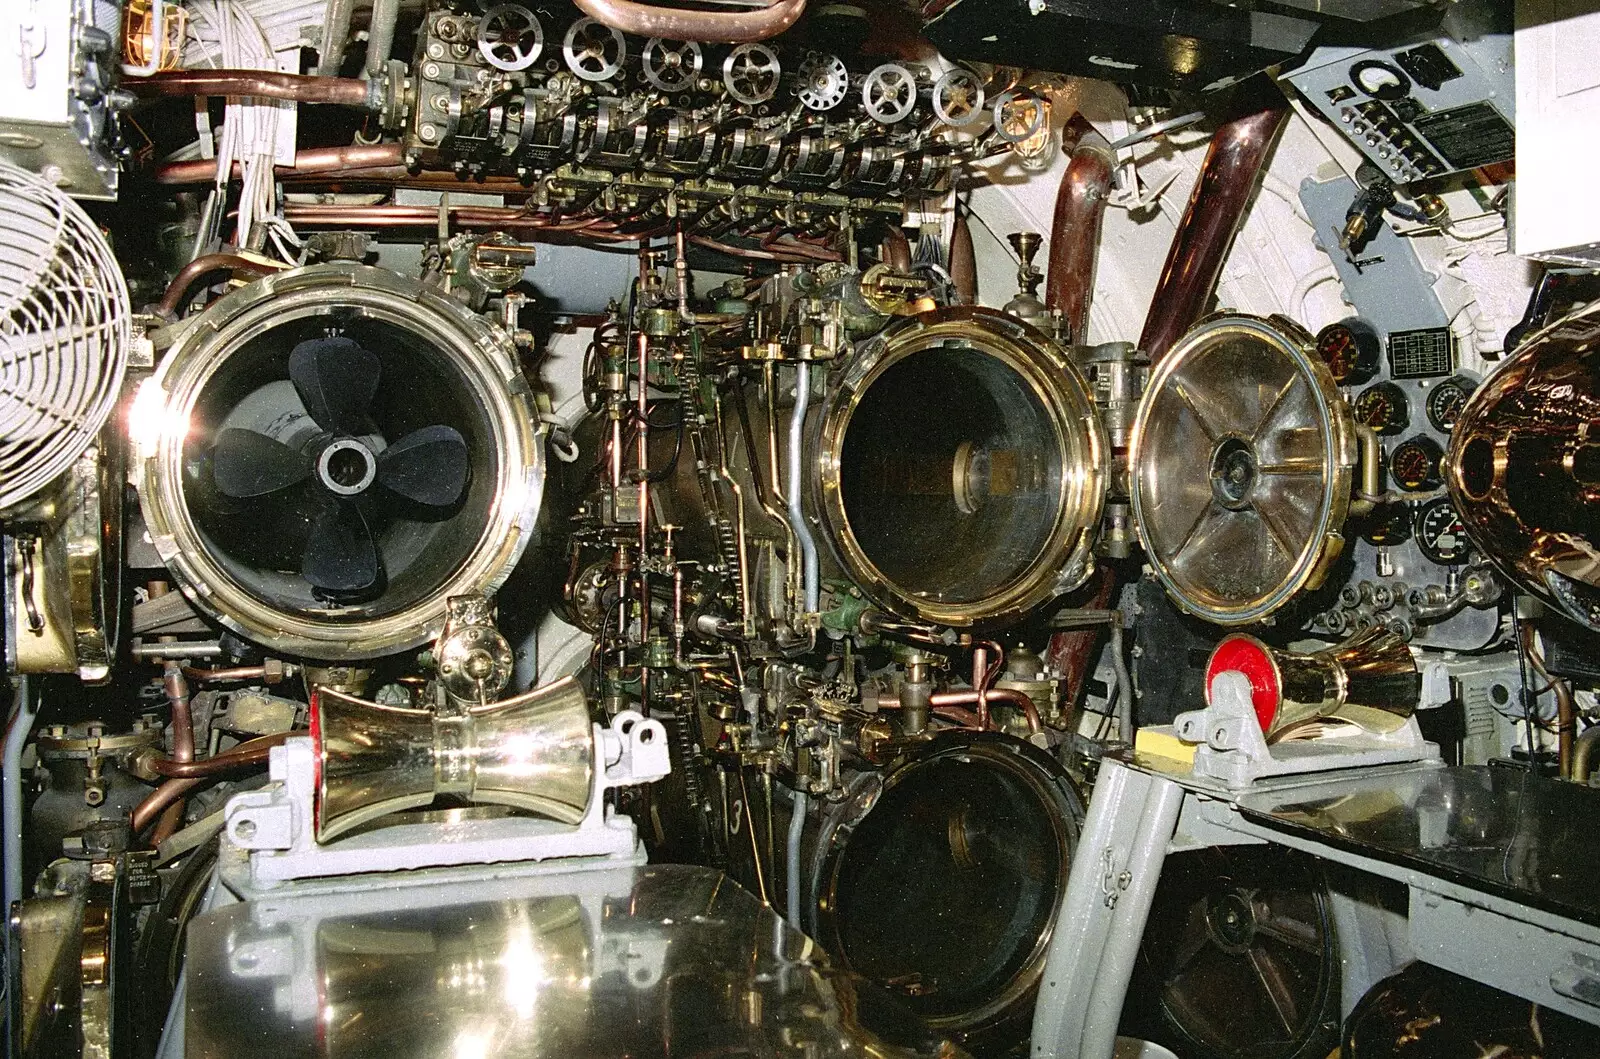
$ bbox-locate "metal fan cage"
[0,161,130,512]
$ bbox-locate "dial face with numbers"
[1315,321,1378,386]
[1354,382,1409,435]
[1361,503,1413,546]
[1425,374,1476,432]
[1415,498,1470,564]
[1390,435,1443,491]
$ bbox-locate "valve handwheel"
[722,43,781,106]
[862,63,917,124]
[642,38,703,93]
[932,67,986,126]
[476,4,544,72]
[562,17,626,82]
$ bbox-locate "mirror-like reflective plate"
[185,863,968,1059]
[1131,315,1354,626]
[1237,764,1600,928]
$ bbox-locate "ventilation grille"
[0,161,130,511]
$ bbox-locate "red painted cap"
[1205,635,1280,731]
[309,687,324,831]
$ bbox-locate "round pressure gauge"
[1350,59,1410,101]
[1315,319,1380,386]
[1425,374,1477,433]
[1414,497,1471,564]
[1390,435,1444,491]
[1353,382,1410,436]
[1360,504,1413,547]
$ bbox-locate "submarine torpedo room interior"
[4,0,1600,1056]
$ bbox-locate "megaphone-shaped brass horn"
[311,676,594,842]
[1204,627,1419,739]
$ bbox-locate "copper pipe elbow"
[571,0,806,44]
[1046,117,1114,343]
[1138,82,1289,363]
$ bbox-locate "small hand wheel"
[861,63,917,124]
[562,17,626,82]
[476,5,544,72]
[932,67,985,126]
[722,43,780,106]
[642,38,702,93]
[796,53,849,111]
[992,89,1046,143]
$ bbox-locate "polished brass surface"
[814,307,1106,628]
[184,864,969,1058]
[135,263,543,660]
[1130,314,1358,626]
[1445,298,1600,630]
[1207,627,1419,737]
[5,425,124,682]
[314,676,594,841]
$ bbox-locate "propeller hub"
[317,438,378,497]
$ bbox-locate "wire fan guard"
[0,161,130,511]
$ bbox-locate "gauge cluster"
[0,2,1585,1058]
[1313,314,1492,650]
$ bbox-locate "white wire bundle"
[182,0,305,261]
[0,161,131,511]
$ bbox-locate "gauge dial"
[1353,382,1410,436]
[1425,374,1477,432]
[1390,435,1443,491]
[1315,319,1380,386]
[1350,60,1410,100]
[1360,504,1413,547]
[1414,497,1470,564]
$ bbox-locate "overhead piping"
[571,0,806,44]
[124,70,377,109]
[1046,116,1114,344]
[1137,79,1290,362]
[151,143,407,185]
[949,210,977,305]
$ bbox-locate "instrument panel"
[0,3,1585,1058]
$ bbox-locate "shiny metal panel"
[1130,314,1357,625]
[1445,297,1600,631]
[813,307,1106,628]
[1237,765,1600,929]
[184,863,968,1058]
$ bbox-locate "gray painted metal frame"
[1030,757,1600,1059]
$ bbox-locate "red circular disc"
[1205,636,1280,731]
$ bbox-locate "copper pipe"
[949,210,977,305]
[124,70,375,107]
[1138,82,1289,362]
[880,227,910,271]
[929,688,1042,734]
[163,662,195,764]
[933,705,984,729]
[1522,625,1575,778]
[150,143,406,185]
[1046,116,1114,343]
[157,254,287,316]
[572,0,805,44]
[133,778,202,837]
[131,732,294,837]
[182,665,267,684]
[144,731,290,779]
[1574,725,1600,785]
[283,205,639,239]
[153,662,194,843]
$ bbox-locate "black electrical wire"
[1511,603,1543,769]
[642,400,686,484]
